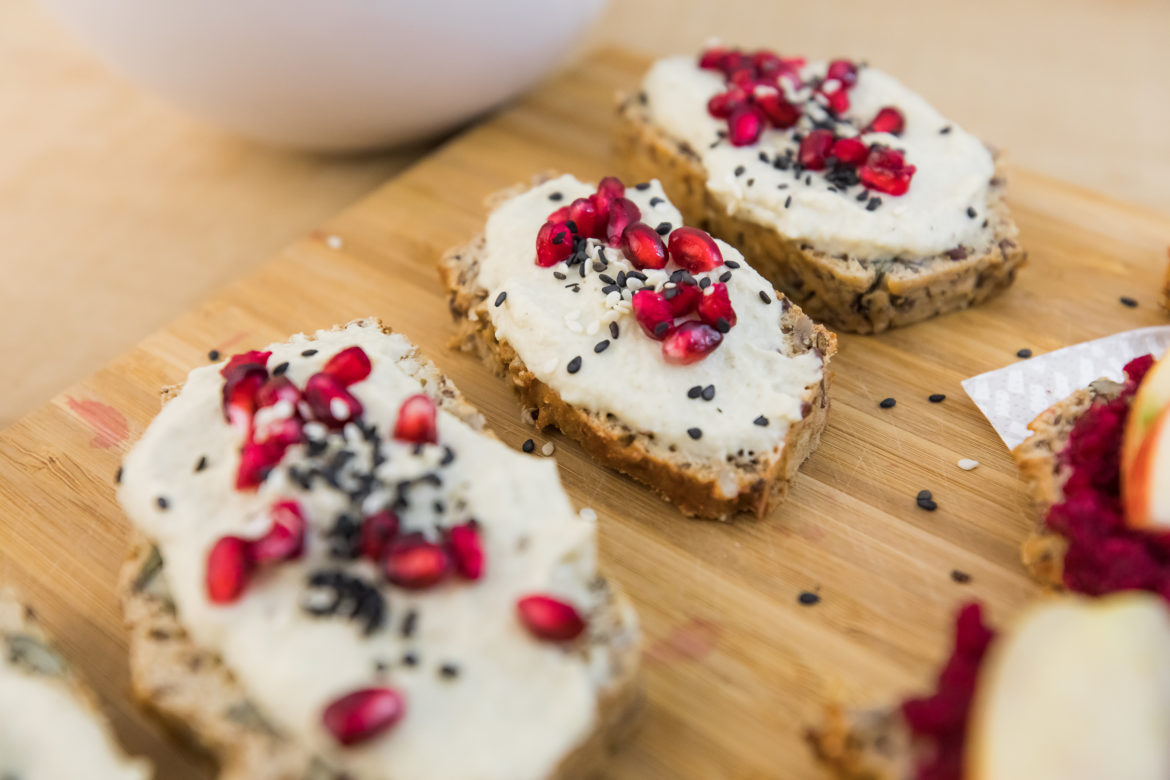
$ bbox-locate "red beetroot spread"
[899,603,995,780]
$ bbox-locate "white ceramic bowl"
[41,0,609,150]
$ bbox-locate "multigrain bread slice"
[439,175,836,521]
[0,590,151,779]
[615,89,1028,335]
[117,319,642,780]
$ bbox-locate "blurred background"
[1,0,1167,427]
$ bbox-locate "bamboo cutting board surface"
[2,48,1169,778]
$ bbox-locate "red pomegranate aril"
[697,283,737,329]
[727,67,761,91]
[392,394,438,445]
[322,346,372,387]
[751,51,784,76]
[860,146,917,196]
[621,222,669,270]
[384,536,451,589]
[662,321,723,365]
[220,350,271,380]
[517,595,587,641]
[256,375,301,409]
[206,536,254,604]
[236,439,284,490]
[826,59,858,87]
[828,137,868,166]
[867,106,905,136]
[253,415,304,449]
[304,372,363,428]
[223,369,267,430]
[727,104,766,146]
[756,90,800,129]
[823,86,850,115]
[631,290,676,341]
[252,500,307,564]
[605,197,641,248]
[667,227,724,272]
[360,510,400,561]
[707,87,747,119]
[547,205,570,222]
[566,197,602,240]
[666,283,702,317]
[590,176,625,223]
[698,48,727,71]
[322,687,405,747]
[798,129,836,170]
[446,522,484,580]
[535,220,574,267]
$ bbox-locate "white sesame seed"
[541,442,555,456]
[329,398,350,420]
[663,281,676,289]
[579,507,597,523]
[565,320,583,334]
[325,235,343,250]
[958,458,980,471]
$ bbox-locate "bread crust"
[438,182,837,521]
[119,319,643,779]
[614,94,1028,335]
[805,703,910,780]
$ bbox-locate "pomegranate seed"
[517,595,587,641]
[707,87,747,119]
[756,90,800,129]
[666,283,702,317]
[384,536,451,589]
[304,373,363,428]
[751,51,784,76]
[322,687,405,746]
[662,321,723,365]
[567,198,603,240]
[697,283,737,330]
[446,522,484,580]
[798,129,836,170]
[256,375,301,409]
[828,137,868,166]
[727,67,760,91]
[252,500,306,564]
[605,197,641,248]
[223,369,267,430]
[667,227,724,273]
[219,350,271,380]
[718,51,750,77]
[236,440,284,490]
[535,220,574,267]
[206,536,254,603]
[822,87,850,115]
[860,146,917,196]
[590,176,625,224]
[698,48,727,71]
[393,394,438,444]
[631,290,676,340]
[867,106,905,136]
[727,104,766,146]
[547,205,570,222]
[360,510,400,561]
[253,415,304,448]
[621,222,669,270]
[826,59,858,87]
[778,57,806,89]
[322,346,372,386]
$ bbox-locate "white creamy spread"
[641,55,995,259]
[0,600,150,780]
[477,174,824,471]
[119,322,628,779]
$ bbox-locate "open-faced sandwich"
[116,319,641,779]
[0,589,151,779]
[617,47,1027,333]
[440,174,835,520]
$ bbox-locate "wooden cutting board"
[1,47,1168,778]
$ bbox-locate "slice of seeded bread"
[1010,378,1124,588]
[119,319,643,780]
[615,94,1028,335]
[439,178,837,521]
[806,702,911,780]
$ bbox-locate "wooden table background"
[1,0,1168,427]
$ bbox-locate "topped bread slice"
[617,48,1027,333]
[117,319,640,779]
[0,589,151,779]
[440,174,835,520]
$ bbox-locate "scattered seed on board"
[879,397,896,409]
[798,591,821,606]
[522,439,535,453]
[950,570,972,584]
[541,442,555,456]
[957,458,979,471]
[928,393,946,403]
[1016,348,1033,359]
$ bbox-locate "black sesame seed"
[719,270,732,283]
[207,349,220,361]
[522,439,535,453]
[746,178,755,187]
[195,455,208,472]
[401,609,418,638]
[701,385,715,401]
[601,284,620,294]
[951,569,972,584]
[687,385,703,399]
[699,277,712,289]
[594,340,610,353]
[609,322,619,339]
[1016,348,1033,359]
[598,273,616,285]
[654,321,670,337]
[567,356,582,374]
[734,165,746,177]
[273,361,290,376]
[494,291,507,307]
[114,466,123,484]
[655,222,672,235]
[402,652,419,667]
[917,489,933,501]
[439,663,460,679]
[687,427,702,440]
[784,195,792,208]
[856,190,868,202]
[156,496,169,510]
[879,397,896,409]
[759,291,772,304]
[939,125,952,134]
[798,591,821,606]
[753,415,769,426]
[928,394,946,403]
[634,182,651,190]
[918,498,938,511]
[301,349,318,357]
[565,220,578,234]
[866,197,881,211]
[715,317,731,333]
[725,260,740,269]
[1120,296,1138,308]
[553,271,567,280]
[649,197,664,207]
[593,261,606,272]
[549,191,563,201]
[966,207,977,219]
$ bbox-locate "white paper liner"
[962,326,1170,449]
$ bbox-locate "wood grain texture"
[1,48,1169,778]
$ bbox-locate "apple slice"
[1122,349,1170,479]
[1124,404,1170,530]
[967,594,1170,780]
